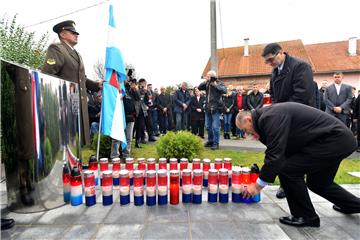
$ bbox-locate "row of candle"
[63,160,260,207]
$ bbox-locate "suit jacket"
[190,95,205,120]
[269,53,315,107]
[252,102,357,183]
[42,41,99,145]
[324,83,352,115]
[173,89,191,113]
[157,93,172,113]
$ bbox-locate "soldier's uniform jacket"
[42,41,99,145]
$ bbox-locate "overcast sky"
[2,0,360,88]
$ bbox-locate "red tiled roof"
[202,39,360,77]
[305,40,360,73]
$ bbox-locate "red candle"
[232,167,241,185]
[193,169,203,186]
[112,158,121,171]
[180,158,188,171]
[99,158,109,172]
[192,158,201,170]
[137,158,146,171]
[133,170,144,187]
[223,158,232,171]
[219,168,228,185]
[169,170,179,205]
[146,170,156,187]
[120,170,130,186]
[157,169,168,187]
[102,170,113,187]
[158,158,167,170]
[182,169,192,185]
[208,169,218,185]
[147,158,156,171]
[202,159,211,172]
[170,158,178,171]
[214,158,223,170]
[240,167,251,185]
[125,158,134,171]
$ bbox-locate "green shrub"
[91,133,112,158]
[43,137,52,173]
[156,131,204,161]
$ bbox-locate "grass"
[82,141,360,185]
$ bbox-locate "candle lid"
[83,170,94,177]
[112,158,120,163]
[119,169,129,177]
[137,158,145,162]
[126,158,134,163]
[219,168,228,175]
[159,158,167,162]
[157,169,167,175]
[209,169,218,175]
[170,170,179,176]
[147,170,156,177]
[223,158,232,162]
[133,170,144,177]
[214,158,223,163]
[170,158,178,163]
[193,169,203,175]
[182,169,192,176]
[100,158,108,163]
[147,158,156,163]
[103,170,113,177]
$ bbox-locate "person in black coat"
[262,42,316,199]
[246,83,263,111]
[222,88,235,139]
[236,102,360,227]
[190,88,206,138]
[354,90,360,152]
[157,86,172,134]
[173,82,192,131]
[318,80,328,111]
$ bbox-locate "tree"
[0,15,48,69]
[93,59,105,80]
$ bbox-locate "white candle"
[133,186,144,197]
[219,184,229,194]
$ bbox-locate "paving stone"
[61,224,99,239]
[233,222,291,240]
[230,203,273,223]
[260,203,289,219]
[75,203,113,224]
[143,222,189,239]
[3,211,44,225]
[302,217,355,240]
[191,221,241,239]
[314,202,351,218]
[147,204,188,223]
[0,225,25,240]
[94,224,143,239]
[276,223,310,240]
[104,204,147,224]
[189,202,233,223]
[15,225,68,239]
[329,216,360,240]
[37,204,85,225]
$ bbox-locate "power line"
[25,0,108,28]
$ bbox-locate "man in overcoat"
[42,20,100,146]
[236,102,360,227]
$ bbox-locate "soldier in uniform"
[42,20,100,146]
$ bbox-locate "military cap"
[53,20,79,35]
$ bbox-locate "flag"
[31,71,43,174]
[101,3,127,149]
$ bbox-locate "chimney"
[244,38,249,57]
[348,37,357,56]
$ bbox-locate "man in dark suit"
[157,86,172,134]
[190,88,206,138]
[324,72,353,126]
[42,20,100,146]
[318,80,328,111]
[236,102,360,228]
[262,42,316,199]
[173,82,191,131]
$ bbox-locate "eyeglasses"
[264,51,280,64]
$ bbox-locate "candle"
[169,158,178,171]
[182,169,192,203]
[62,161,70,203]
[147,158,156,171]
[133,170,144,206]
[169,170,179,205]
[219,168,229,203]
[137,158,146,171]
[112,158,121,188]
[223,158,232,186]
[232,167,242,203]
[250,164,261,203]
[192,169,203,204]
[158,158,167,170]
[157,169,168,205]
[192,158,201,170]
[119,169,130,205]
[125,158,134,186]
[99,158,109,186]
[146,170,157,206]
[102,170,113,206]
[240,167,252,204]
[83,170,96,207]
[202,159,211,187]
[214,158,223,171]
[208,169,218,203]
[70,167,83,206]
[88,155,99,186]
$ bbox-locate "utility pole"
[210,0,218,74]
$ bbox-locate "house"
[202,38,360,91]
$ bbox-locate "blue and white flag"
[100,3,127,149]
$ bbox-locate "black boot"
[135,139,142,148]
[1,218,15,230]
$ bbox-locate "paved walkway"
[1,180,360,239]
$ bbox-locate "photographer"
[198,70,227,150]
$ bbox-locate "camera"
[210,76,217,82]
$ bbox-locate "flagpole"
[96,100,103,162]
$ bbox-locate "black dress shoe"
[148,137,156,142]
[333,205,360,214]
[135,143,142,148]
[279,216,320,227]
[1,218,15,230]
[210,144,219,150]
[204,142,213,148]
[276,186,286,199]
